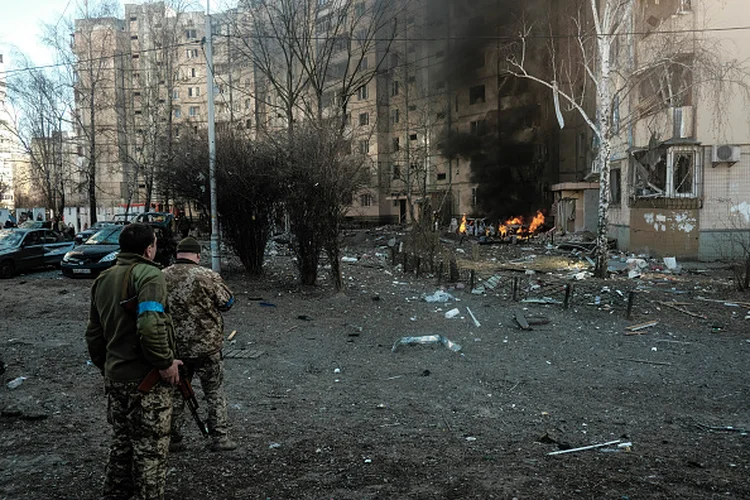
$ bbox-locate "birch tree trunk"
[592,0,614,278]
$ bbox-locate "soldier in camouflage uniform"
[163,237,237,451]
[86,223,182,500]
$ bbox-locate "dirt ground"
[1,229,750,500]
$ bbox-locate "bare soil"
[1,229,750,500]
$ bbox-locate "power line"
[0,40,198,77]
[5,23,750,78]
[53,0,74,31]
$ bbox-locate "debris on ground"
[444,308,461,319]
[391,335,462,352]
[466,307,481,327]
[514,310,532,331]
[625,321,659,334]
[423,290,457,303]
[6,376,27,389]
[522,297,562,305]
[548,439,629,456]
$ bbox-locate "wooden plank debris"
[223,349,265,359]
[514,311,532,331]
[696,297,750,308]
[625,321,659,334]
[618,357,672,366]
[526,317,551,326]
[659,301,708,319]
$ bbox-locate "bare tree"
[226,0,400,289]
[506,0,747,277]
[168,129,284,276]
[45,0,122,224]
[3,63,73,222]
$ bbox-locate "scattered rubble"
[391,335,462,353]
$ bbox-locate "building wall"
[604,0,750,259]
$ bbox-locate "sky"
[0,0,233,71]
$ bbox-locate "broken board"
[223,349,265,359]
[514,311,532,331]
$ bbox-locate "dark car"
[74,221,117,245]
[0,229,76,278]
[135,212,177,266]
[61,225,123,278]
[62,219,176,278]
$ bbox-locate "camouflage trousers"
[172,351,229,439]
[103,378,173,500]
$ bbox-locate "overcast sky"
[0,0,234,70]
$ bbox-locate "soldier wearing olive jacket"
[86,223,182,500]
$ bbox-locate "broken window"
[671,150,695,196]
[632,141,699,198]
[469,85,485,105]
[610,166,622,206]
[470,119,487,136]
[638,56,693,116]
[640,0,690,31]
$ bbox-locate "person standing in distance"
[163,237,237,452]
[86,222,182,500]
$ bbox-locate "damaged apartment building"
[553,0,750,259]
[71,0,558,226]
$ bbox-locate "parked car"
[0,228,76,278]
[135,212,177,266]
[61,225,123,278]
[18,220,53,229]
[62,218,176,278]
[74,221,117,245]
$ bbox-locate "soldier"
[163,237,237,452]
[85,223,181,500]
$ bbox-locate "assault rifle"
[137,366,209,437]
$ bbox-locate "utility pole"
[205,0,220,272]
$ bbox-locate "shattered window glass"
[632,143,699,199]
[632,148,667,197]
[610,167,622,206]
[673,152,694,195]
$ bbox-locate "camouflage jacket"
[163,259,234,358]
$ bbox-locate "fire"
[528,210,545,233]
[498,210,545,239]
[458,214,467,234]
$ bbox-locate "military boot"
[169,432,184,452]
[211,436,237,452]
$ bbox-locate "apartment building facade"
[0,52,16,210]
[562,0,750,259]
[72,0,559,225]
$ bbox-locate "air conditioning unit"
[712,144,741,165]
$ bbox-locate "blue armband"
[137,301,165,315]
